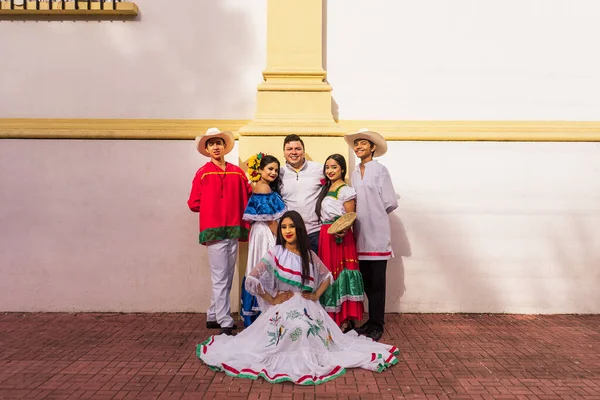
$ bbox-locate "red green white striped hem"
[219,363,346,385]
[196,337,400,385]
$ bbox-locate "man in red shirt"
[188,128,252,335]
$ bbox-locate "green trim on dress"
[326,183,347,200]
[199,226,249,243]
[319,269,365,310]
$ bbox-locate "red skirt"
[318,224,364,326]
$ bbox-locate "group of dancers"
[187,128,399,384]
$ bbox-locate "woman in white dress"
[197,210,399,385]
[241,154,286,327]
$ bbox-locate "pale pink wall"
[0,139,240,312]
[0,0,266,118]
[2,140,599,313]
[378,141,600,313]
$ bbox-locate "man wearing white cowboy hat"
[188,127,253,335]
[344,128,398,342]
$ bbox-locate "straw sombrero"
[327,212,357,234]
[194,127,234,157]
[344,128,387,157]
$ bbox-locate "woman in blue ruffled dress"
[241,154,287,327]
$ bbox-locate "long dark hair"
[315,154,347,221]
[259,155,281,194]
[276,210,312,286]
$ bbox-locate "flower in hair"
[319,178,327,187]
[247,152,266,182]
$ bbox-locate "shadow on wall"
[322,0,340,123]
[103,2,256,118]
[0,0,257,118]
[387,212,410,309]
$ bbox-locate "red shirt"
[187,161,252,244]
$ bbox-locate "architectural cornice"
[2,119,600,141]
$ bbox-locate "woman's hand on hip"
[301,291,319,302]
[272,291,293,305]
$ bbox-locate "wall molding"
[0,119,249,140]
[340,120,600,141]
[2,118,600,141]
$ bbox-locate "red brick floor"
[1,313,600,399]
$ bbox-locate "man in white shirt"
[279,135,324,253]
[344,128,399,342]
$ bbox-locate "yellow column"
[239,0,344,138]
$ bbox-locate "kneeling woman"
[196,210,398,385]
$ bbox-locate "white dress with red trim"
[196,245,399,385]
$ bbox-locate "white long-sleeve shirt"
[279,160,324,235]
[350,160,399,260]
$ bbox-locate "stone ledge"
[2,118,600,141]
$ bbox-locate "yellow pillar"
[239,0,344,138]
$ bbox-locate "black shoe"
[219,327,234,336]
[206,321,220,329]
[355,321,372,335]
[206,321,237,330]
[366,327,384,342]
[342,320,356,334]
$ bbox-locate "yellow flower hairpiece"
[247,152,266,182]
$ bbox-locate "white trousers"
[206,238,238,328]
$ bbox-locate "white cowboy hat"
[344,128,388,157]
[195,127,234,157]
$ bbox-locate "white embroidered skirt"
[197,292,399,385]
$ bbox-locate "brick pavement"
[1,313,600,399]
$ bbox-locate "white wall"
[377,141,600,313]
[0,0,266,119]
[2,0,600,314]
[327,0,600,120]
[0,139,240,312]
[2,139,599,313]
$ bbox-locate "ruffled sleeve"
[243,192,287,222]
[245,247,279,312]
[337,185,357,203]
[310,250,334,288]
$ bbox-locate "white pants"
[206,238,238,328]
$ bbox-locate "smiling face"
[325,158,343,183]
[353,138,375,162]
[283,141,305,169]
[280,217,297,245]
[206,138,226,161]
[260,161,279,183]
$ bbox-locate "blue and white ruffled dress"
[241,192,287,327]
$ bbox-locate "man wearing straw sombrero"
[344,128,399,342]
[188,128,253,336]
